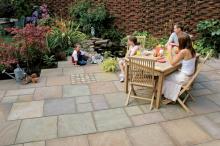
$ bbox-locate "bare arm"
[167,46,184,66]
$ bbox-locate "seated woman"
[119,36,140,82]
[162,32,196,104]
[72,43,87,66]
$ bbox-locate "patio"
[0,57,220,146]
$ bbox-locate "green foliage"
[158,36,169,46]
[101,58,118,72]
[47,20,88,54]
[0,64,5,73]
[0,0,15,18]
[196,19,220,57]
[103,51,112,59]
[42,54,56,67]
[38,17,55,27]
[121,31,160,49]
[194,40,215,57]
[11,0,34,18]
[69,0,122,41]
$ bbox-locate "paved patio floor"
[1,58,220,146]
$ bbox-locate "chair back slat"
[128,56,155,86]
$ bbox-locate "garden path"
[1,57,220,146]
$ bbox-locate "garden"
[0,0,220,80]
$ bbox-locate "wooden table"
[124,56,181,109]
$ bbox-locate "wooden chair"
[125,56,157,110]
[176,53,210,112]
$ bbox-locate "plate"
[157,58,166,63]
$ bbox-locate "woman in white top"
[119,36,140,82]
[162,32,196,104]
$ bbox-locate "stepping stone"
[105,92,127,108]
[8,101,44,120]
[16,117,57,143]
[24,141,45,146]
[0,120,21,146]
[131,112,165,126]
[6,88,35,96]
[161,118,212,146]
[58,112,96,137]
[89,82,118,95]
[63,85,90,97]
[47,76,71,86]
[44,98,76,116]
[88,130,132,146]
[126,124,175,146]
[34,86,62,100]
[47,135,89,146]
[94,108,132,132]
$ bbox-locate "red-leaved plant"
[0,39,18,69]
[5,24,51,70]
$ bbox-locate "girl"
[119,36,140,82]
[162,32,196,104]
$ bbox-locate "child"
[72,44,87,66]
[119,36,140,82]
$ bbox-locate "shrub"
[69,0,123,41]
[47,20,87,54]
[5,24,51,71]
[42,54,56,68]
[0,0,15,18]
[196,19,220,57]
[101,58,118,72]
[12,0,34,18]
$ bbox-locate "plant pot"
[55,52,67,61]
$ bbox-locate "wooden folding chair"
[177,53,210,112]
[125,56,157,110]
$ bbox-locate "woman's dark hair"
[128,36,140,45]
[175,22,184,31]
[178,32,196,57]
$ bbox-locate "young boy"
[72,44,87,66]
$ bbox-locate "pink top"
[128,45,139,57]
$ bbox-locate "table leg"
[156,73,164,109]
[125,64,129,93]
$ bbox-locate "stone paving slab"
[34,86,62,100]
[89,82,118,95]
[125,106,143,116]
[47,135,89,146]
[0,80,19,90]
[0,120,21,146]
[94,108,132,132]
[0,90,5,100]
[19,77,47,89]
[206,93,220,106]
[131,112,165,126]
[105,92,127,108]
[16,117,57,143]
[77,103,93,112]
[63,85,90,97]
[46,76,71,86]
[8,101,44,120]
[91,95,109,110]
[44,98,76,116]
[24,141,45,146]
[63,68,84,75]
[40,68,63,77]
[113,81,124,92]
[2,94,32,103]
[94,73,118,82]
[188,96,220,114]
[76,96,90,104]
[192,115,220,139]
[201,81,220,93]
[6,88,35,96]
[161,118,212,146]
[0,103,12,122]
[58,112,96,137]
[2,96,18,103]
[88,130,132,146]
[190,88,213,97]
[83,65,104,73]
[126,124,175,146]
[195,140,220,146]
